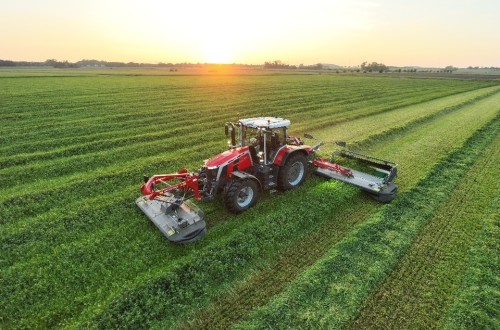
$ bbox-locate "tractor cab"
[225,117,291,165]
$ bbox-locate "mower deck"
[135,195,206,243]
[314,166,398,202]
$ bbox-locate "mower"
[136,117,398,243]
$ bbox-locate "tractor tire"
[224,179,260,214]
[278,152,308,191]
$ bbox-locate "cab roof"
[238,117,290,129]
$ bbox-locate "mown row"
[231,114,499,330]
[88,88,499,328]
[0,71,498,329]
[174,85,500,330]
[170,89,500,329]
[349,134,499,329]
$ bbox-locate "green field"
[1,69,499,329]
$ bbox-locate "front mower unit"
[136,194,206,243]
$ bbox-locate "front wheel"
[278,153,308,191]
[224,179,260,214]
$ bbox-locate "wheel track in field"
[90,95,500,325]
[175,197,379,330]
[347,135,499,329]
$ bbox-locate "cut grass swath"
[231,115,499,330]
[174,89,500,329]
[348,135,499,329]
[442,183,500,329]
[1,71,499,328]
[88,99,497,324]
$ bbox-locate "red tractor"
[136,117,397,243]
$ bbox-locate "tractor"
[136,117,397,243]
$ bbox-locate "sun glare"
[203,42,233,64]
[119,0,373,65]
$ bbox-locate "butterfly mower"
[136,117,398,244]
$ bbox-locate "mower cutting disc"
[136,196,207,244]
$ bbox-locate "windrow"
[82,104,498,326]
[231,116,498,330]
[348,135,499,329]
[172,89,500,329]
[1,75,498,329]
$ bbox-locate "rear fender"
[273,146,313,166]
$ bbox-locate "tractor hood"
[204,147,249,168]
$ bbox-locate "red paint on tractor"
[205,147,250,168]
[273,145,313,166]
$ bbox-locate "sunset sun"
[202,42,233,64]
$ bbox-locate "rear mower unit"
[136,117,398,243]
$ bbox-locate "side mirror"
[304,133,315,140]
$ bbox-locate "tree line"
[2,58,498,72]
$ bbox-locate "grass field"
[1,69,498,329]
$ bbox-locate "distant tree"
[45,59,58,66]
[0,60,15,67]
[263,60,296,69]
[360,61,388,73]
[444,65,457,72]
[44,59,78,68]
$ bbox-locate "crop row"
[1,74,498,328]
[229,114,499,330]
[173,92,500,329]
[3,87,498,270]
[88,95,499,328]
[177,197,380,330]
[349,135,499,329]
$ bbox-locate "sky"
[1,0,499,67]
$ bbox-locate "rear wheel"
[278,153,308,190]
[224,179,260,214]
